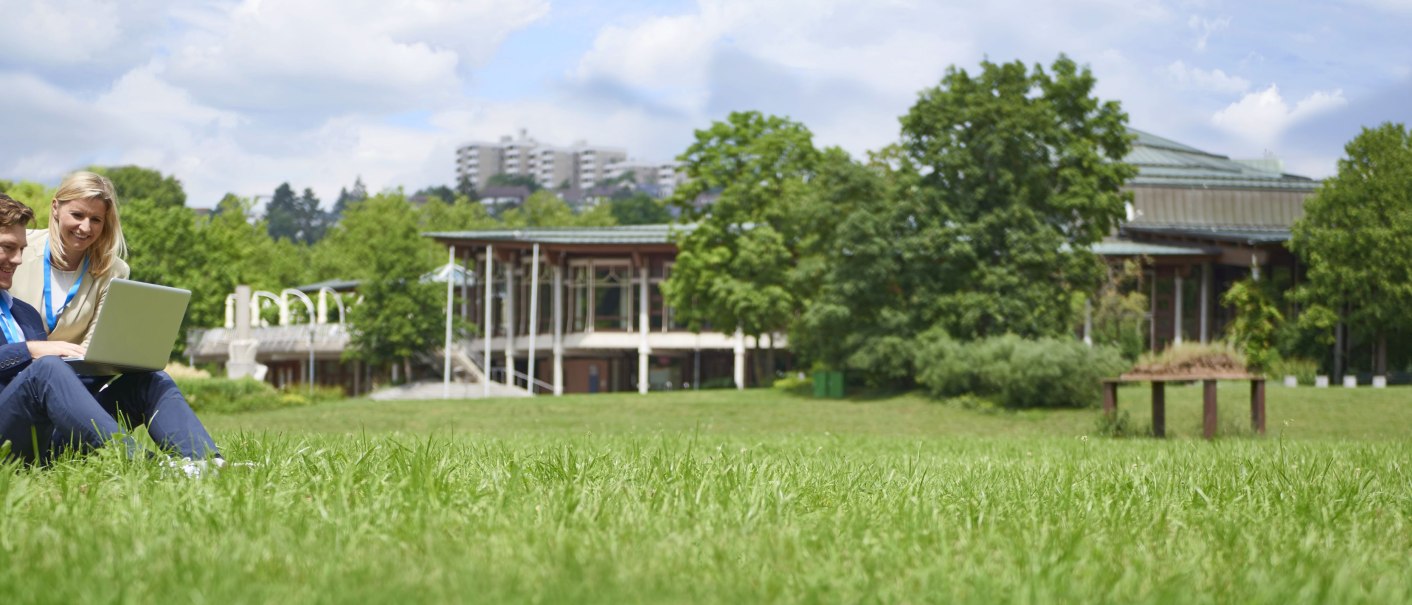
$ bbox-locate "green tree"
[455,175,478,201]
[1222,278,1283,372]
[0,180,54,226]
[1290,122,1412,378]
[796,56,1135,384]
[417,195,498,232]
[332,176,369,220]
[414,185,457,204]
[787,149,907,382]
[485,173,540,192]
[202,194,310,297]
[91,166,186,207]
[333,193,447,381]
[266,183,328,244]
[609,192,671,225]
[664,111,821,386]
[120,200,208,355]
[896,55,1134,340]
[266,183,300,242]
[501,191,618,228]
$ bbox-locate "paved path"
[367,380,534,400]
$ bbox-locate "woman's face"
[53,196,106,254]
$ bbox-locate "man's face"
[0,224,27,291]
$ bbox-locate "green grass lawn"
[1,386,1409,603]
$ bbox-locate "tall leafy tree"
[91,166,187,207]
[266,183,328,244]
[0,180,54,226]
[332,176,369,220]
[297,187,329,243]
[332,193,446,381]
[121,200,208,355]
[664,111,821,385]
[485,173,540,192]
[798,56,1135,383]
[266,183,301,242]
[1290,122,1412,378]
[610,192,671,225]
[501,190,617,227]
[455,175,478,201]
[897,55,1134,340]
[417,194,498,232]
[414,185,457,204]
[202,194,310,297]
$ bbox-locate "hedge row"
[173,377,345,414]
[915,333,1128,409]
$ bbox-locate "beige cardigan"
[11,229,131,348]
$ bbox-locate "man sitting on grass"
[0,192,219,468]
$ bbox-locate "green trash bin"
[827,371,845,398]
[813,371,845,398]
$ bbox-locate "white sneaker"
[168,457,226,478]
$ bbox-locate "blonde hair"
[50,171,127,276]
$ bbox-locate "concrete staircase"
[365,346,534,400]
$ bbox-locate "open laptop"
[64,279,192,376]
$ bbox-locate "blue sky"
[1,0,1409,208]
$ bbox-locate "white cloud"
[1187,14,1230,51]
[1,0,1396,209]
[0,0,124,64]
[573,0,973,116]
[1166,60,1250,93]
[1210,84,1347,146]
[163,0,548,114]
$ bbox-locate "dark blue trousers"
[0,357,219,463]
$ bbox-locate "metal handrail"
[488,367,552,394]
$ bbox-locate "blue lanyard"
[43,242,88,333]
[0,293,24,344]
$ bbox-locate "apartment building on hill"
[455,130,683,196]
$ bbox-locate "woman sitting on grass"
[8,173,221,464]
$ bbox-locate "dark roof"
[479,186,532,199]
[1127,129,1319,191]
[425,223,697,245]
[1121,224,1292,245]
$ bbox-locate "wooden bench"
[1102,373,1266,439]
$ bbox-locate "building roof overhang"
[1121,224,1291,247]
[425,224,697,253]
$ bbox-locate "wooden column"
[1151,381,1166,438]
[1202,379,1218,439]
[1102,380,1118,417]
[1251,378,1266,435]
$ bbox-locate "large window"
[567,260,634,333]
[594,264,631,331]
[570,265,590,332]
[515,259,553,335]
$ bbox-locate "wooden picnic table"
[1102,373,1266,439]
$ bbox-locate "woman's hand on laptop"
[27,341,86,360]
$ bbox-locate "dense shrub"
[1268,356,1319,385]
[916,333,1128,408]
[174,377,345,414]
